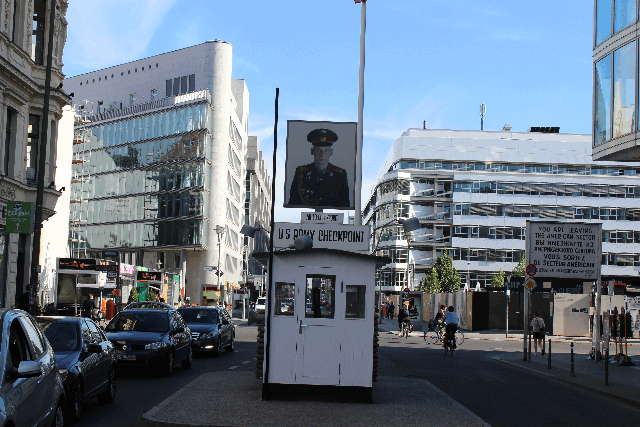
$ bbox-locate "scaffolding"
[69,102,93,258]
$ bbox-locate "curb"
[493,356,640,409]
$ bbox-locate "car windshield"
[105,312,169,333]
[38,321,79,351]
[178,309,219,324]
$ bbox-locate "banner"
[6,201,34,234]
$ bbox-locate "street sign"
[204,266,218,272]
[526,264,537,277]
[112,289,121,296]
[301,212,344,224]
[6,201,34,234]
[274,222,370,253]
[524,277,537,292]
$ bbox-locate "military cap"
[307,129,338,147]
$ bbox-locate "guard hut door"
[295,267,342,385]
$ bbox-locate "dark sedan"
[177,306,234,357]
[37,316,117,423]
[104,309,192,376]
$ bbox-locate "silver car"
[0,309,65,427]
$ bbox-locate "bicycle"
[443,331,455,355]
[424,326,464,346]
[400,321,412,338]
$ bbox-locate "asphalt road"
[379,331,640,427]
[77,325,259,427]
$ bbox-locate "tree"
[129,286,139,303]
[491,269,505,287]
[435,251,461,293]
[421,268,441,294]
[511,257,526,278]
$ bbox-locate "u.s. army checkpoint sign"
[526,221,601,280]
[274,222,370,253]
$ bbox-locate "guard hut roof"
[251,248,391,267]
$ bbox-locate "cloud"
[64,0,178,74]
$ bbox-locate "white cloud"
[64,0,178,74]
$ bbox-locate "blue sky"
[63,0,593,222]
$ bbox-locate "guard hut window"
[26,114,40,185]
[345,285,365,319]
[31,0,45,64]
[275,282,294,316]
[305,275,335,319]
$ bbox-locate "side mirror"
[16,361,41,378]
[86,343,102,354]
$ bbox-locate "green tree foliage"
[129,286,139,303]
[420,268,441,294]
[491,269,505,287]
[511,257,526,278]
[148,288,157,302]
[435,251,461,293]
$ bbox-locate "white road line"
[228,366,238,370]
[242,361,250,364]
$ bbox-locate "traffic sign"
[112,289,121,296]
[526,264,537,277]
[524,277,537,292]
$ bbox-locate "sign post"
[522,277,537,361]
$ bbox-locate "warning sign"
[526,221,601,280]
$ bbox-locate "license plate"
[116,354,136,360]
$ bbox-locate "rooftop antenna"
[479,103,486,131]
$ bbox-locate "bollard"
[548,339,552,369]
[570,342,575,377]
[605,349,609,386]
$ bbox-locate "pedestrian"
[531,311,545,355]
[381,302,387,319]
[82,294,96,319]
[389,302,394,319]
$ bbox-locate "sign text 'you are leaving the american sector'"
[526,221,601,280]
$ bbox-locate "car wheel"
[164,351,174,376]
[52,400,64,427]
[225,334,234,353]
[67,382,83,423]
[181,346,193,369]
[213,338,222,358]
[97,367,116,404]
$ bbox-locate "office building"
[0,0,70,308]
[365,128,640,294]
[63,41,271,304]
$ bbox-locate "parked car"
[37,316,116,423]
[123,301,173,310]
[255,297,266,314]
[177,306,234,357]
[0,309,65,427]
[104,309,191,376]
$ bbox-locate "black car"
[123,301,174,310]
[37,316,116,423]
[104,309,192,376]
[177,306,234,357]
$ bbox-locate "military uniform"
[289,162,350,207]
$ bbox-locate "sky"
[62,0,594,223]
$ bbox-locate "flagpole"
[355,0,366,226]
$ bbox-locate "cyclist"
[434,304,446,334]
[398,301,411,332]
[443,306,459,348]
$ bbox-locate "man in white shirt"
[444,306,459,347]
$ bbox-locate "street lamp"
[242,245,249,320]
[215,225,225,308]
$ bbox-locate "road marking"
[242,361,250,364]
[228,366,238,370]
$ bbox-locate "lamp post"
[506,273,512,338]
[242,245,249,320]
[216,225,225,307]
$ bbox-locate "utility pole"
[354,0,366,226]
[216,225,225,307]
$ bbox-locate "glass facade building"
[593,0,640,160]
[366,129,640,292]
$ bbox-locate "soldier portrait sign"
[284,120,356,210]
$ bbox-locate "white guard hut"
[256,248,389,402]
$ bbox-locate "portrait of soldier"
[288,128,350,208]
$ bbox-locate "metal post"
[506,290,510,338]
[605,349,609,386]
[523,288,528,361]
[216,225,225,307]
[528,322,532,362]
[570,342,575,377]
[354,0,366,226]
[242,248,246,320]
[547,339,551,369]
[595,279,602,360]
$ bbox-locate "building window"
[595,54,612,146]
[166,80,172,98]
[615,0,636,34]
[4,109,15,177]
[26,115,40,184]
[12,0,19,42]
[613,41,636,138]
[129,93,136,106]
[189,74,195,92]
[173,78,180,97]
[181,76,187,94]
[31,0,45,64]
[151,89,158,101]
[596,1,613,46]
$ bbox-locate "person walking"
[381,302,387,320]
[531,311,545,355]
[389,302,394,319]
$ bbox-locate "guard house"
[255,248,389,402]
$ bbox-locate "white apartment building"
[0,0,70,308]
[63,41,271,305]
[364,128,640,294]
